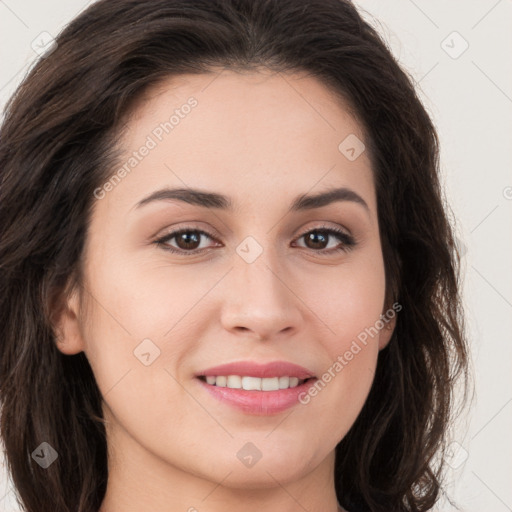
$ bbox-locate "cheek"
[83,244,208,341]
[80,283,192,436]
[79,248,221,415]
[304,253,386,350]
[296,255,385,422]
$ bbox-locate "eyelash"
[154,224,356,256]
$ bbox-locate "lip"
[196,360,315,379]
[195,360,317,415]
[196,376,317,415]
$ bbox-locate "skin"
[54,68,395,512]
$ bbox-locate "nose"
[219,249,303,342]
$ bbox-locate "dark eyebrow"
[291,187,369,212]
[133,186,369,213]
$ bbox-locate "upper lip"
[196,360,316,379]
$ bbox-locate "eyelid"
[155,223,220,241]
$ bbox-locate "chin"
[214,465,308,490]
[207,447,318,489]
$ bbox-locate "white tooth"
[289,377,299,388]
[208,375,302,390]
[261,377,280,391]
[226,375,242,389]
[216,375,227,387]
[278,376,290,389]
[242,376,262,390]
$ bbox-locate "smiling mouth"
[197,375,315,391]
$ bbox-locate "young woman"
[0,1,469,511]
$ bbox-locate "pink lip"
[195,360,317,415]
[197,377,317,415]
[196,360,315,379]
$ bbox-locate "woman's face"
[57,69,394,493]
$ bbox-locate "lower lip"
[196,377,318,415]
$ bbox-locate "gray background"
[1,1,511,511]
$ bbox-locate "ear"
[378,307,397,351]
[51,285,86,355]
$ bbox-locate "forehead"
[129,68,365,147]
[98,68,376,218]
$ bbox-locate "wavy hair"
[0,1,469,511]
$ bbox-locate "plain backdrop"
[1,1,511,511]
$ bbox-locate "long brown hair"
[0,1,469,511]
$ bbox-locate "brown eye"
[174,231,202,250]
[155,228,218,254]
[303,231,329,250]
[295,227,356,254]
